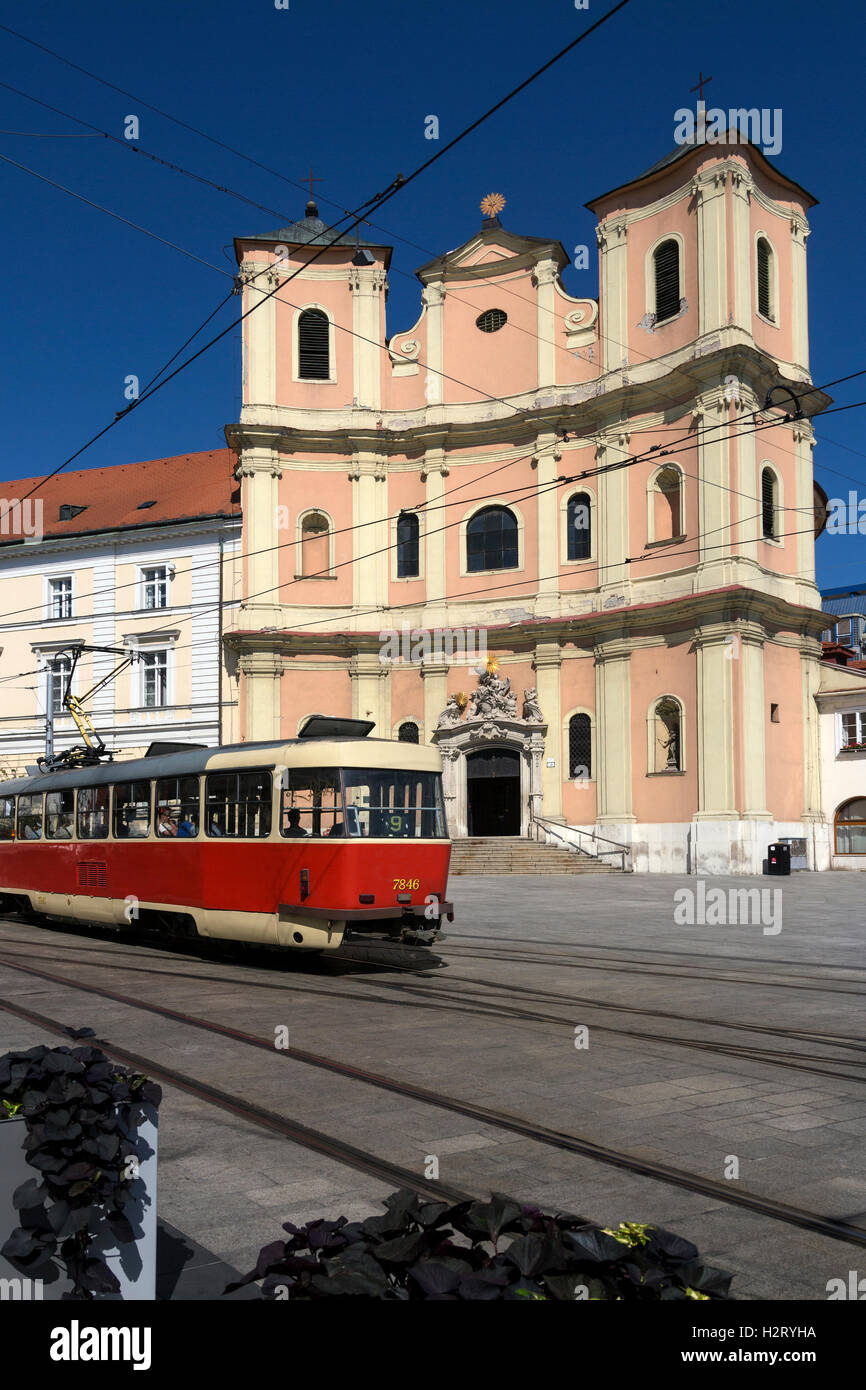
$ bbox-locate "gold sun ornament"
[456,692,468,710]
[480,192,506,219]
[485,655,499,675]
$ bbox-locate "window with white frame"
[48,576,73,620]
[141,650,168,708]
[142,565,169,610]
[47,655,72,715]
[840,711,866,751]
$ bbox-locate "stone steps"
[448,836,618,874]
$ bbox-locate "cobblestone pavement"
[0,871,863,1300]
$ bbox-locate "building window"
[566,492,592,561]
[757,237,774,320]
[0,796,13,840]
[142,566,169,610]
[761,467,778,539]
[141,650,168,707]
[398,721,420,744]
[466,505,518,573]
[48,577,73,620]
[300,512,331,576]
[298,309,330,380]
[835,798,866,854]
[650,466,683,543]
[840,711,866,751]
[476,308,507,333]
[568,713,592,780]
[652,697,682,772]
[396,512,420,578]
[653,239,680,323]
[47,655,72,715]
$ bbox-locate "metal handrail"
[530,813,631,872]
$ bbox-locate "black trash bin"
[767,843,791,876]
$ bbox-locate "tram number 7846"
[393,877,421,890]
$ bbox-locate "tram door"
[466,748,520,836]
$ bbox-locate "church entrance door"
[466,748,521,836]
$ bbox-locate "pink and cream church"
[224,126,834,874]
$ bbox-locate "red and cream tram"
[0,717,453,953]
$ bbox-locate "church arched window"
[649,465,683,544]
[398,721,420,744]
[653,239,681,323]
[761,467,779,540]
[567,492,592,561]
[466,506,518,573]
[300,511,331,576]
[568,713,592,780]
[396,512,420,578]
[757,237,774,320]
[835,798,866,855]
[298,308,330,380]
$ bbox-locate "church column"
[534,258,558,389]
[692,169,728,336]
[694,623,737,819]
[349,266,387,409]
[422,442,449,626]
[790,214,810,375]
[240,650,284,741]
[596,220,627,373]
[596,430,631,601]
[421,660,449,744]
[533,432,562,617]
[240,262,277,407]
[739,622,770,817]
[792,421,817,591]
[730,167,753,331]
[422,279,446,415]
[236,447,283,628]
[533,641,563,821]
[594,638,635,825]
[349,652,389,735]
[350,450,389,613]
[694,392,732,588]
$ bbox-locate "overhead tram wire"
[0,389,856,633]
[0,396,849,633]
[5,1,633,511]
[6,14,865,481]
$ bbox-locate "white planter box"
[0,1107,158,1300]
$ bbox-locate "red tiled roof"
[0,449,239,544]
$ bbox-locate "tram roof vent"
[144,741,209,757]
[298,716,375,740]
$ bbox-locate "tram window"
[341,768,447,839]
[205,771,272,838]
[280,769,341,838]
[16,793,44,840]
[156,777,200,838]
[0,795,15,840]
[45,790,75,840]
[114,781,152,838]
[76,786,110,840]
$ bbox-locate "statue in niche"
[522,688,543,722]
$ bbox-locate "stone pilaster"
[694,623,737,819]
[349,652,389,735]
[239,650,284,741]
[594,638,635,824]
[349,265,387,409]
[692,168,728,336]
[596,219,627,373]
[236,448,283,628]
[533,642,563,820]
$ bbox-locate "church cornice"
[225,336,829,460]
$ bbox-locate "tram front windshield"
[281,767,447,839]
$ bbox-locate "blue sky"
[0,0,862,588]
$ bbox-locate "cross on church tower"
[690,70,713,104]
[302,167,323,201]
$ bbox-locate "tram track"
[0,948,864,1250]
[0,931,863,1084]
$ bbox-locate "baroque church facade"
[224,127,830,874]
